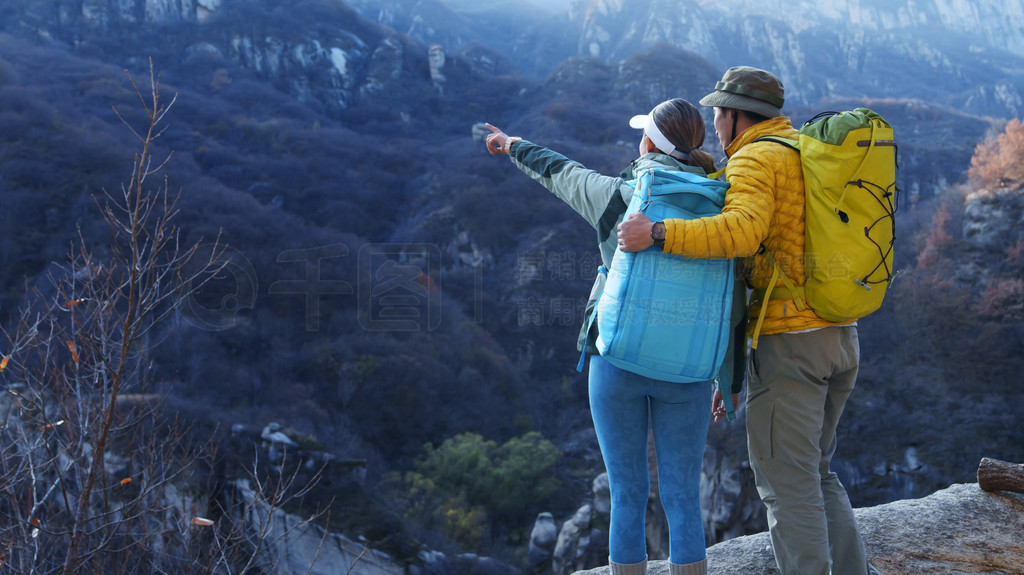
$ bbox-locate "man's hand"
[617,212,656,252]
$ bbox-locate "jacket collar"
[621,153,705,180]
[725,116,797,157]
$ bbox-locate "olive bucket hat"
[699,66,785,118]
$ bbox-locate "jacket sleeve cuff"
[662,218,683,254]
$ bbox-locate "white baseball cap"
[629,111,678,157]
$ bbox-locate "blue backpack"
[589,168,733,383]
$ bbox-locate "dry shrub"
[976,278,1024,319]
[916,203,954,271]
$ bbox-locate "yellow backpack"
[752,108,899,347]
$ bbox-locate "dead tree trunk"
[977,458,1024,494]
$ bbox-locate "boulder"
[232,480,404,575]
[962,187,1024,252]
[529,512,559,572]
[551,474,611,575]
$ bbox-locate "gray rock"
[412,550,518,575]
[859,483,1024,575]
[962,187,1024,252]
[551,473,611,575]
[553,504,596,575]
[571,483,1024,575]
[411,550,449,575]
[529,512,558,570]
[471,123,491,142]
[591,474,610,517]
[232,480,404,575]
[261,422,299,447]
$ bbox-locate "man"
[617,66,875,575]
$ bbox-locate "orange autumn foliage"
[968,118,1024,191]
[916,203,954,270]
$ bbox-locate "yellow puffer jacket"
[663,117,844,336]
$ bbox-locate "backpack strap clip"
[749,245,808,349]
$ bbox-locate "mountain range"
[350,0,1024,117]
[1,0,1022,570]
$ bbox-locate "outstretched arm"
[483,123,626,229]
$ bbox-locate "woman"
[484,98,716,575]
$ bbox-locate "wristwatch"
[650,221,666,248]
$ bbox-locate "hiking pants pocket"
[745,346,774,467]
[745,390,775,468]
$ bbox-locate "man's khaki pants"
[746,326,872,575]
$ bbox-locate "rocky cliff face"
[957,184,1024,304]
[347,0,1024,117]
[707,0,1024,59]
[345,0,475,50]
[50,0,221,27]
[963,185,1024,254]
[44,0,1021,119]
[568,0,718,61]
[569,0,1024,115]
[7,0,432,117]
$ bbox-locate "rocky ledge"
[574,482,1024,575]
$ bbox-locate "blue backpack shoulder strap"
[645,168,729,207]
[577,265,609,372]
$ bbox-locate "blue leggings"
[589,355,710,565]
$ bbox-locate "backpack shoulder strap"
[753,135,800,150]
[645,169,729,209]
[750,246,808,349]
[577,266,609,372]
[746,135,806,349]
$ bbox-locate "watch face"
[653,223,666,240]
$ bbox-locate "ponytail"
[687,148,717,175]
